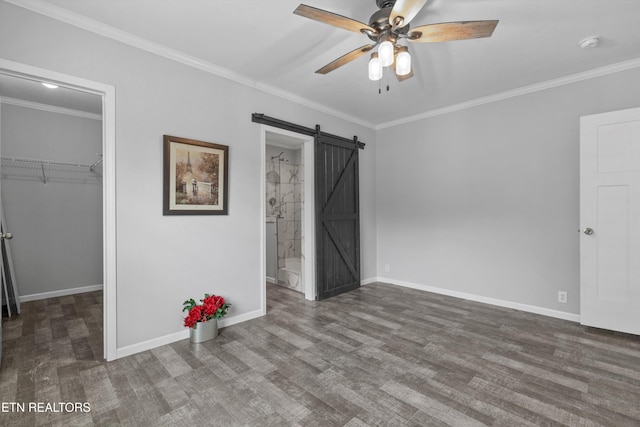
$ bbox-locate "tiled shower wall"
[266,162,302,268]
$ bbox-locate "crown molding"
[3,0,376,130]
[0,96,102,120]
[376,57,640,130]
[6,0,640,132]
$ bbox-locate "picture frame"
[163,135,228,215]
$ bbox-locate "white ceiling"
[0,73,102,115]
[3,0,640,127]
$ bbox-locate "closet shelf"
[1,155,102,183]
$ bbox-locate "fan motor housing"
[367,6,410,42]
[369,8,392,31]
[376,0,396,8]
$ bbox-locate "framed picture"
[163,135,228,215]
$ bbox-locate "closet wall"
[0,103,103,298]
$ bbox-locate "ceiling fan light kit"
[368,52,383,81]
[293,0,498,87]
[378,39,395,67]
[396,46,411,76]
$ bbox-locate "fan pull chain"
[376,69,391,94]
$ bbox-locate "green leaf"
[182,298,196,312]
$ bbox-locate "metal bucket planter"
[189,319,218,343]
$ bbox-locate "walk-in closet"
[0,74,104,363]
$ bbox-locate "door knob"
[583,227,594,235]
[1,232,13,240]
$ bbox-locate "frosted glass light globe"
[368,53,383,81]
[378,41,394,67]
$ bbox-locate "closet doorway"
[261,126,315,312]
[0,60,116,361]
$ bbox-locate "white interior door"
[580,106,640,335]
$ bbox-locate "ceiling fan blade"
[407,20,499,42]
[294,4,376,35]
[389,0,428,28]
[316,45,375,74]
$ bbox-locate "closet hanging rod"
[0,155,95,170]
[89,154,103,172]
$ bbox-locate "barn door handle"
[583,227,594,235]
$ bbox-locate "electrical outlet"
[558,291,567,304]
[384,264,391,273]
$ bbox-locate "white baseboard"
[20,284,104,303]
[266,276,277,284]
[115,308,264,359]
[361,277,378,286]
[70,276,579,360]
[116,330,188,360]
[364,277,581,323]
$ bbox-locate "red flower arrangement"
[182,294,230,329]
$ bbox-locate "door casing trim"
[260,125,316,311]
[0,59,117,361]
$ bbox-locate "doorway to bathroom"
[262,127,315,307]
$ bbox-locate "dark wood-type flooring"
[2,283,640,426]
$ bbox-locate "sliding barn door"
[315,132,361,300]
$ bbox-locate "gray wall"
[376,67,640,315]
[11,0,633,348]
[1,104,103,296]
[0,2,376,349]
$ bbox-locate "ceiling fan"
[294,0,498,82]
